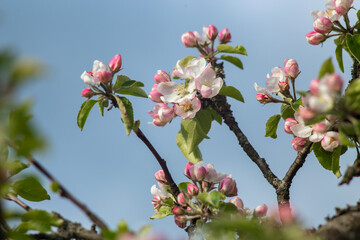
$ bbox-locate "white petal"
[290,124,312,138]
[309,132,324,142]
[265,77,280,92]
[254,83,266,93]
[81,71,94,84]
[92,60,106,73]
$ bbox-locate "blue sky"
[2,0,360,238]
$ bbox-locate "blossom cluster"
[151,162,267,229]
[285,73,344,152]
[306,0,354,45]
[181,25,231,48]
[254,59,300,103]
[148,58,223,126]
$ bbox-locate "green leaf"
[150,206,172,219]
[0,144,9,162]
[13,177,50,202]
[206,108,222,125]
[113,95,134,136]
[77,99,97,131]
[18,209,63,233]
[357,9,360,21]
[265,114,281,139]
[198,191,223,207]
[312,142,342,177]
[318,58,335,79]
[178,55,195,67]
[178,110,212,153]
[219,55,243,69]
[178,182,190,193]
[7,160,30,177]
[339,131,356,147]
[335,44,344,73]
[219,202,239,214]
[133,120,140,132]
[97,97,105,117]
[344,79,360,112]
[217,44,247,55]
[49,181,60,193]
[115,87,148,98]
[120,80,144,89]
[346,34,360,62]
[176,133,203,163]
[280,104,294,120]
[113,75,131,91]
[218,86,244,103]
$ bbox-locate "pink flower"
[323,73,343,93]
[291,137,307,151]
[184,162,194,179]
[298,106,315,120]
[265,67,288,93]
[187,183,199,196]
[81,60,107,85]
[195,64,223,98]
[154,70,171,84]
[177,192,189,206]
[306,31,326,45]
[108,54,122,73]
[283,59,299,79]
[335,0,354,15]
[174,97,201,119]
[148,103,175,127]
[81,88,94,98]
[219,28,231,44]
[321,131,340,152]
[181,31,197,48]
[94,70,112,83]
[155,170,167,185]
[219,177,238,197]
[172,206,185,215]
[284,118,298,134]
[254,204,268,217]
[149,84,163,103]
[207,24,218,41]
[313,17,333,34]
[229,197,244,210]
[309,78,320,95]
[256,93,271,104]
[189,162,207,182]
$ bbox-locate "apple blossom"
[265,67,288,93]
[229,197,244,210]
[189,162,207,182]
[148,103,175,126]
[173,57,207,80]
[81,88,94,98]
[184,162,194,179]
[219,177,238,197]
[157,81,196,104]
[306,31,326,45]
[81,60,107,85]
[203,163,229,183]
[313,16,333,34]
[177,192,189,206]
[174,97,201,119]
[154,70,171,84]
[284,59,300,79]
[298,105,316,120]
[313,120,330,133]
[335,0,354,15]
[149,84,163,103]
[187,183,199,196]
[172,206,185,216]
[311,0,341,22]
[155,170,167,185]
[108,54,122,73]
[195,64,223,98]
[323,73,343,92]
[284,118,298,134]
[309,78,320,94]
[181,31,197,48]
[290,112,324,142]
[219,28,231,43]
[321,131,340,152]
[254,204,268,217]
[207,24,218,41]
[193,26,210,45]
[94,70,112,83]
[291,137,307,151]
[174,216,187,229]
[256,93,271,104]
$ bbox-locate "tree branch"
[4,193,32,211]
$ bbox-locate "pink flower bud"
[321,131,340,152]
[94,70,112,83]
[309,78,320,95]
[256,93,271,104]
[283,59,299,79]
[181,31,197,48]
[172,206,185,215]
[219,28,231,44]
[313,122,329,133]
[291,137,307,151]
[155,170,167,184]
[177,192,188,206]
[81,88,94,98]
[335,0,353,15]
[149,84,163,103]
[187,183,199,196]
[313,17,333,34]
[284,118,298,134]
[278,81,290,92]
[306,31,326,45]
[324,73,343,92]
[299,106,315,120]
[229,197,244,210]
[108,54,122,73]
[151,197,161,209]
[174,216,187,228]
[154,70,171,84]
[219,177,238,197]
[207,24,218,41]
[254,204,268,217]
[184,162,194,179]
[190,165,207,182]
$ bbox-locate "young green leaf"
[113,95,134,136]
[176,133,202,163]
[150,206,172,219]
[113,75,131,91]
[219,86,244,103]
[346,34,360,62]
[120,80,145,89]
[217,45,247,55]
[219,55,243,69]
[312,142,342,177]
[265,114,281,139]
[335,44,344,73]
[280,104,294,120]
[18,209,63,233]
[338,131,356,147]
[206,108,222,125]
[178,182,190,193]
[13,177,50,202]
[97,96,105,116]
[77,99,97,131]
[7,160,30,177]
[318,58,335,79]
[178,55,196,67]
[115,87,148,98]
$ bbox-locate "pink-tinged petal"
[200,86,213,98]
[92,60,106,73]
[265,77,280,92]
[290,124,312,138]
[309,132,324,142]
[81,71,95,84]
[254,83,266,93]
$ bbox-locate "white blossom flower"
[195,64,223,98]
[80,60,107,85]
[311,0,341,22]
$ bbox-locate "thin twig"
[134,128,180,197]
[4,193,32,211]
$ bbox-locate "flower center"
[180,100,193,112]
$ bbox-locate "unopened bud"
[149,84,163,103]
[284,118,298,134]
[94,70,112,83]
[324,73,343,92]
[283,59,300,79]
[108,54,122,73]
[256,93,271,104]
[219,177,238,197]
[278,81,290,92]
[291,137,307,151]
[184,162,194,179]
[313,17,333,34]
[181,32,197,48]
[299,106,315,120]
[177,192,189,206]
[219,28,231,43]
[309,78,320,95]
[154,170,167,184]
[172,206,185,216]
[81,88,94,98]
[207,24,218,41]
[254,204,268,217]
[306,31,326,45]
[174,216,187,229]
[229,197,244,210]
[154,70,171,84]
[190,165,207,182]
[335,0,353,15]
[187,183,199,196]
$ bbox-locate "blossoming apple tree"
[1,0,360,239]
